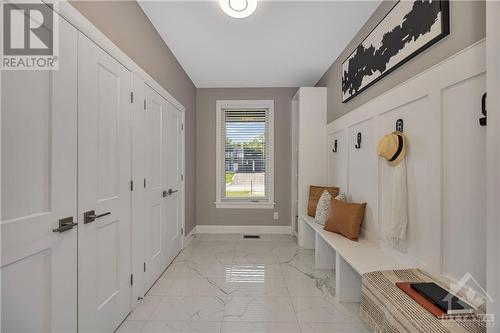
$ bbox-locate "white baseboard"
[183,227,196,248]
[195,225,292,235]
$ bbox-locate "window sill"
[214,202,276,209]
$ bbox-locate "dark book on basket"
[396,283,445,318]
[410,282,475,315]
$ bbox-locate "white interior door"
[1,17,78,333]
[77,33,132,333]
[144,85,169,288]
[165,102,184,263]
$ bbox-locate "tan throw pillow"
[308,185,340,217]
[324,199,366,241]
[322,194,347,233]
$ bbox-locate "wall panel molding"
[327,40,486,281]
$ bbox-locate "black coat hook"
[480,92,487,126]
[332,139,338,153]
[354,132,362,149]
[396,119,404,132]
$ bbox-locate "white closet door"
[77,33,132,333]
[144,85,168,288]
[1,17,78,333]
[165,102,183,263]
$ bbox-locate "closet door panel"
[165,102,183,263]
[144,85,168,288]
[1,17,78,333]
[78,33,132,333]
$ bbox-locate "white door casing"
[1,17,78,333]
[131,74,147,305]
[77,33,132,332]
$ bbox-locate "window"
[215,100,274,209]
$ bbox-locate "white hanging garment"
[386,158,408,251]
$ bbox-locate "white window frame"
[215,100,275,209]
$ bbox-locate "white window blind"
[221,108,271,202]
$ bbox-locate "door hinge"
[144,99,146,110]
[130,92,134,103]
[181,228,184,235]
[143,262,146,272]
[144,178,146,188]
[480,92,487,126]
[130,274,134,286]
[181,123,184,131]
[181,174,184,182]
[130,180,134,191]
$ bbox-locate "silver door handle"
[163,189,179,198]
[84,210,111,224]
[53,217,77,233]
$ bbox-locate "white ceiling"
[139,1,380,88]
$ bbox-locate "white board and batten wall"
[1,2,186,332]
[327,40,487,289]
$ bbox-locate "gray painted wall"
[316,0,486,123]
[196,88,297,227]
[70,1,197,234]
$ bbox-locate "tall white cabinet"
[291,88,327,244]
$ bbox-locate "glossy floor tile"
[117,234,369,333]
[223,296,297,322]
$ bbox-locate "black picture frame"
[341,0,450,103]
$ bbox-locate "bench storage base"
[298,215,411,303]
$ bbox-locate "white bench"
[298,215,411,302]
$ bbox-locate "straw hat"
[377,131,407,166]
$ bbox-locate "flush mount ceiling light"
[219,0,257,19]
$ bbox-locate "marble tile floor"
[117,234,370,333]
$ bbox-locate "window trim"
[215,100,275,209]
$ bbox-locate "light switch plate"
[273,212,279,220]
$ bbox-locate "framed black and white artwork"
[342,0,449,103]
